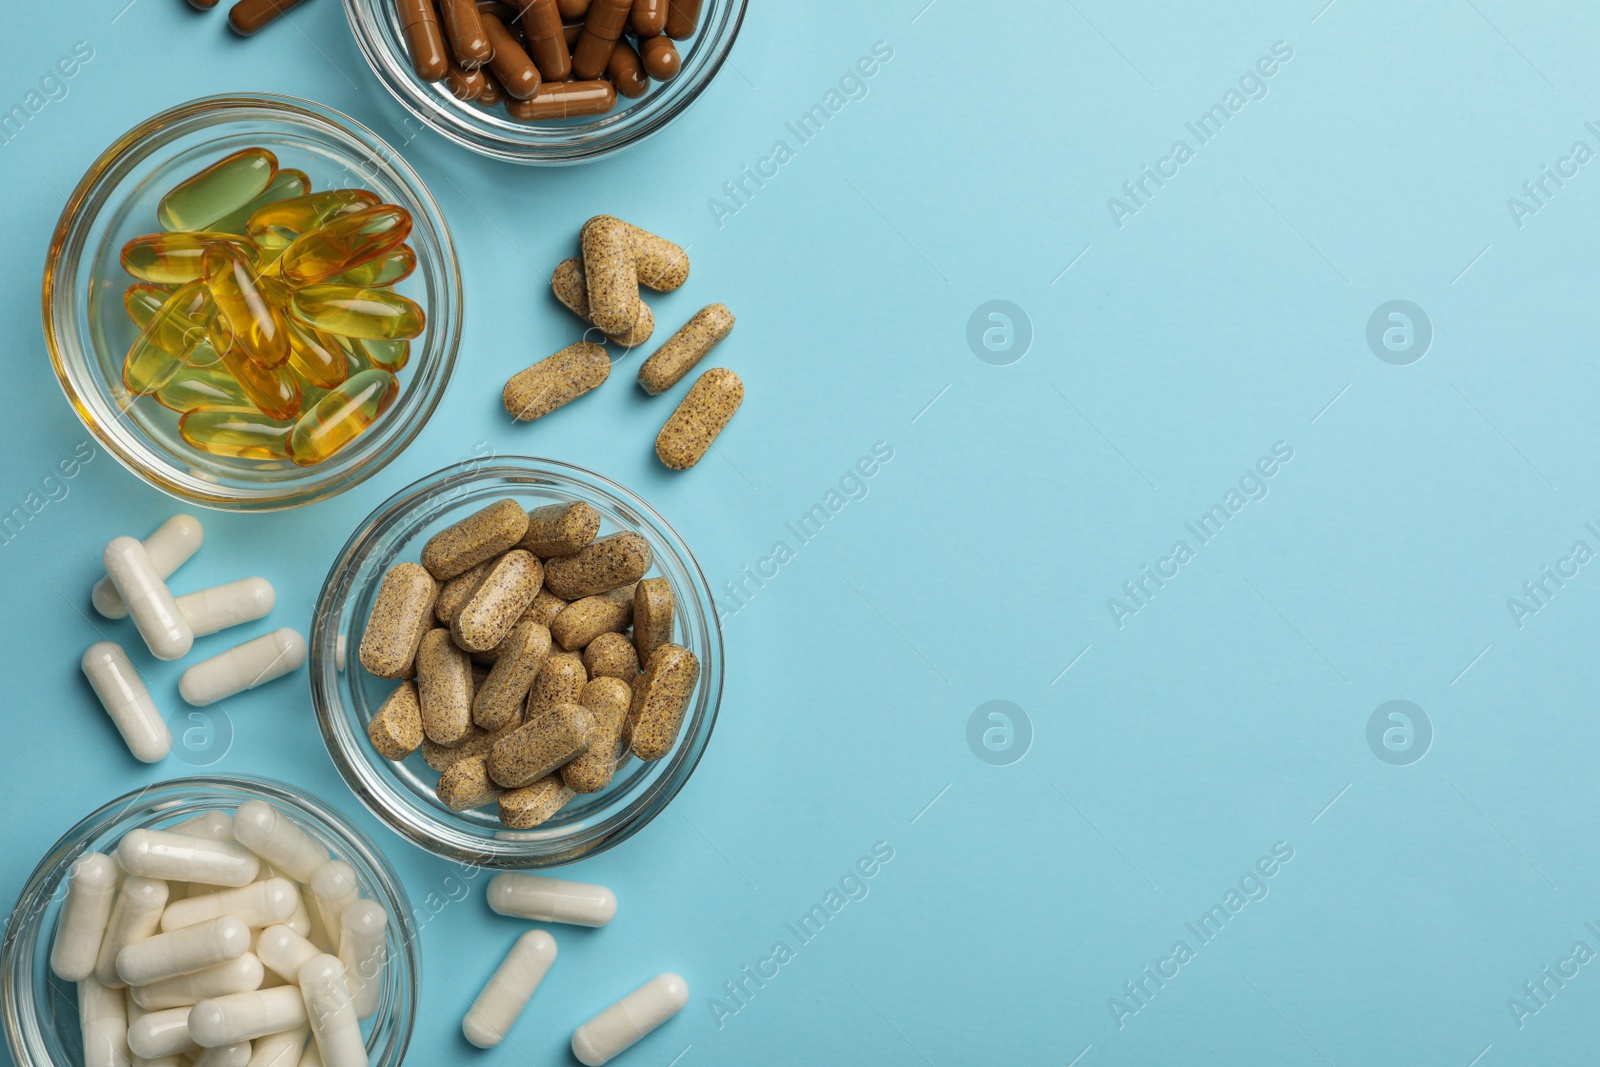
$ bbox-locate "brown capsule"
[434,558,495,626]
[629,0,666,35]
[526,651,588,718]
[498,774,575,828]
[437,754,502,811]
[358,562,440,679]
[228,0,309,35]
[556,0,589,16]
[606,38,650,98]
[656,367,744,470]
[519,501,600,557]
[580,216,640,338]
[477,0,517,16]
[368,682,424,760]
[550,258,654,347]
[571,0,630,78]
[583,631,640,682]
[505,79,616,120]
[439,0,494,67]
[397,0,452,81]
[487,701,594,787]
[624,222,688,292]
[514,0,572,80]
[543,531,653,599]
[625,643,699,760]
[416,628,475,745]
[453,550,545,652]
[632,576,674,664]
[563,21,583,47]
[444,56,488,100]
[476,67,506,107]
[421,499,530,580]
[502,341,610,422]
[480,12,542,99]
[637,303,734,395]
[562,676,631,792]
[474,620,552,730]
[551,586,636,650]
[422,721,516,771]
[638,35,680,80]
[522,589,571,628]
[663,0,699,39]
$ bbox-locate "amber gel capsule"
[208,168,310,235]
[572,0,631,79]
[158,147,278,232]
[247,189,381,252]
[133,280,214,363]
[514,0,571,80]
[334,245,415,287]
[212,320,301,420]
[289,369,399,465]
[505,80,616,120]
[440,0,494,68]
[283,317,350,390]
[203,243,291,369]
[122,232,258,284]
[292,285,426,340]
[276,205,413,286]
[180,411,295,461]
[156,364,253,414]
[398,0,452,81]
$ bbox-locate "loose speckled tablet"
[636,304,734,396]
[474,621,551,731]
[632,577,674,665]
[550,586,635,651]
[358,562,439,679]
[551,258,655,348]
[434,558,495,625]
[583,632,639,681]
[562,677,631,793]
[625,222,689,292]
[368,681,423,760]
[625,644,699,761]
[487,702,594,788]
[543,532,652,599]
[438,754,502,812]
[416,628,474,745]
[502,342,611,423]
[421,499,530,580]
[518,501,600,558]
[498,775,575,829]
[655,368,743,470]
[452,550,544,653]
[579,215,640,337]
[525,652,587,720]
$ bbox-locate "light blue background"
[4,0,1598,1063]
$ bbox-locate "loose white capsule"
[93,515,203,619]
[132,953,265,1010]
[486,873,617,927]
[194,1042,254,1067]
[127,1005,200,1059]
[81,642,172,763]
[79,974,130,1067]
[117,829,260,887]
[189,986,309,1047]
[462,930,556,1049]
[256,925,319,984]
[170,811,236,842]
[116,915,251,987]
[246,1025,308,1067]
[298,955,366,1067]
[162,879,299,932]
[232,802,328,883]
[337,900,388,1020]
[177,578,276,638]
[179,629,305,706]
[94,875,170,988]
[571,973,690,1066]
[308,862,359,950]
[104,535,194,661]
[51,852,120,981]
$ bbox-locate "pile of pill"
[81,514,305,763]
[503,214,743,470]
[398,0,700,120]
[53,801,389,1067]
[462,872,686,1064]
[118,147,425,467]
[356,496,701,827]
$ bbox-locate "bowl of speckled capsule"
[42,93,462,511]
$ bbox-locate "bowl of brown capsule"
[344,0,747,163]
[42,93,462,511]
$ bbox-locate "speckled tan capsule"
[487,702,594,788]
[367,682,424,760]
[561,676,631,792]
[632,577,674,663]
[625,644,699,760]
[550,586,635,650]
[416,628,474,745]
[550,259,655,348]
[637,304,734,396]
[525,651,587,719]
[519,501,600,558]
[624,221,689,291]
[503,341,610,423]
[522,589,570,628]
[452,550,544,652]
[434,559,494,625]
[358,563,440,679]
[579,216,640,337]
[583,631,639,680]
[543,532,652,599]
[437,755,502,811]
[474,621,551,730]
[498,775,575,829]
[422,500,530,580]
[422,721,517,771]
[655,368,743,470]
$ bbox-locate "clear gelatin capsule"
[333,244,415,286]
[245,189,381,252]
[344,336,409,373]
[284,317,351,389]
[291,284,426,340]
[203,243,291,369]
[180,410,295,460]
[209,168,310,235]
[123,232,259,284]
[277,205,413,286]
[288,369,398,465]
[137,281,215,363]
[124,282,173,327]
[158,147,279,232]
[123,328,182,395]
[156,364,254,413]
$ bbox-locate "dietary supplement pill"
[655,367,743,470]
[359,563,439,680]
[92,514,204,619]
[498,775,576,829]
[525,650,588,719]
[662,0,699,38]
[79,974,130,1067]
[422,722,515,771]
[228,0,311,35]
[117,915,251,987]
[543,531,652,599]
[452,550,544,652]
[308,862,360,949]
[520,501,601,557]
[95,876,171,987]
[607,38,649,97]
[579,216,640,337]
[482,11,543,99]
[162,879,299,931]
[551,586,635,650]
[474,620,552,730]
[189,986,308,1046]
[571,973,689,1065]
[487,702,594,788]
[572,0,632,79]
[51,853,120,981]
[636,303,734,395]
[297,955,366,1067]
[437,754,502,811]
[433,558,493,625]
[337,899,388,1019]
[505,79,617,120]
[422,499,531,579]
[116,830,261,887]
[416,628,475,745]
[629,0,667,35]
[487,872,617,926]
[523,588,571,627]
[367,682,424,760]
[397,0,450,80]
[178,629,306,706]
[82,641,173,763]
[177,577,276,638]
[562,676,630,793]
[632,577,674,664]
[233,801,329,883]
[639,35,680,80]
[549,258,655,347]
[516,0,571,80]
[130,952,264,1010]
[127,1004,200,1059]
[159,148,278,233]
[105,535,194,661]
[462,929,557,1048]
[255,925,319,984]
[502,341,610,422]
[582,632,639,681]
[438,0,494,67]
[624,221,689,291]
[625,643,699,760]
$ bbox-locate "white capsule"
[81,642,172,764]
[79,974,131,1067]
[117,915,251,987]
[93,515,203,619]
[298,955,366,1067]
[462,930,556,1049]
[94,876,170,988]
[486,873,617,927]
[104,535,194,661]
[194,1042,253,1067]
[132,953,265,1010]
[127,1005,199,1059]
[297,1039,323,1067]
[308,862,359,951]
[177,578,276,638]
[255,925,320,984]
[231,802,328,883]
[52,852,120,981]
[286,891,316,941]
[170,811,236,843]
[189,986,309,1047]
[337,900,388,1020]
[246,1025,308,1067]
[179,629,306,706]
[571,973,690,1066]
[162,878,299,932]
[117,830,260,888]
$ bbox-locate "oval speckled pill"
[503,342,611,422]
[422,721,517,771]
[487,702,594,788]
[437,754,502,811]
[357,563,439,679]
[579,215,640,337]
[632,577,674,665]
[561,676,631,793]
[636,304,734,396]
[368,681,423,760]
[542,532,652,599]
[452,550,544,653]
[525,651,588,720]
[550,586,635,651]
[625,644,699,761]
[551,259,655,348]
[434,559,494,625]
[518,501,600,558]
[583,632,639,681]
[522,588,570,628]
[416,628,474,745]
[421,499,530,580]
[624,222,688,292]
[655,368,743,471]
[474,621,552,731]
[498,775,575,829]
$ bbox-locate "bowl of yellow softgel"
[43,94,461,511]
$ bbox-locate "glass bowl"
[343,0,747,164]
[310,457,724,868]
[42,93,462,511]
[0,775,418,1067]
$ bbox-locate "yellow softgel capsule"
[203,242,291,369]
[155,364,254,413]
[134,281,216,363]
[158,147,278,232]
[122,331,182,396]
[284,317,351,390]
[209,168,310,234]
[212,320,301,421]
[180,410,294,460]
[334,245,415,287]
[291,285,426,340]
[343,336,410,373]
[246,189,381,252]
[123,283,171,328]
[277,205,413,286]
[122,232,259,284]
[289,369,399,465]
